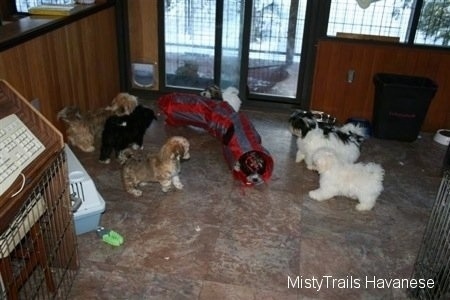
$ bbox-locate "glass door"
[163,0,218,89]
[246,0,307,100]
[162,0,307,102]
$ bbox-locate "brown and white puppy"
[58,93,138,152]
[121,136,190,196]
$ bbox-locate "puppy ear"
[172,143,185,159]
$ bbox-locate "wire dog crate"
[0,80,79,299]
[0,150,79,299]
[409,170,450,299]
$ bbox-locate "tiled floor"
[67,103,447,299]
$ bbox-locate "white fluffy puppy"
[296,123,364,170]
[309,148,385,211]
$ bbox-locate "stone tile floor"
[67,104,447,299]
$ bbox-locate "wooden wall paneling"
[309,42,334,112]
[311,40,450,132]
[424,52,450,130]
[338,43,364,122]
[95,8,121,102]
[65,23,89,111]
[23,36,55,120]
[0,48,24,93]
[128,0,159,89]
[360,47,377,120]
[312,42,375,123]
[80,16,99,97]
[51,27,76,113]
[330,43,353,120]
[345,45,366,121]
[0,7,120,134]
[346,44,372,121]
[81,11,112,104]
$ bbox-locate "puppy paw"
[161,180,172,192]
[172,176,183,190]
[117,152,127,164]
[308,190,319,200]
[295,153,305,163]
[308,190,326,201]
[173,182,184,190]
[306,164,316,171]
[356,203,374,211]
[99,158,111,164]
[127,189,142,197]
[131,143,140,150]
[83,146,95,153]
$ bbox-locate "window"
[163,0,217,89]
[415,0,450,46]
[1,0,73,24]
[328,0,412,42]
[15,0,74,13]
[327,0,450,47]
[161,0,308,102]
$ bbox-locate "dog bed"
[158,93,273,186]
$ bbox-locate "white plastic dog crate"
[65,145,105,235]
[409,170,450,299]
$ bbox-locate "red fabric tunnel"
[158,93,274,186]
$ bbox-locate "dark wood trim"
[115,0,129,92]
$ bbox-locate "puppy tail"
[222,87,241,112]
[222,86,239,95]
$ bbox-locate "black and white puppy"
[288,109,336,137]
[289,109,365,170]
[99,105,157,164]
[200,84,223,99]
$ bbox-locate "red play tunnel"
[158,93,273,186]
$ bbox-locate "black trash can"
[372,73,438,142]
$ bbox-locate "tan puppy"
[121,136,190,196]
[58,93,138,152]
[107,93,139,116]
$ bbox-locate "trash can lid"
[374,73,438,89]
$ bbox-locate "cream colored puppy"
[309,147,384,211]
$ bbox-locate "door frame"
[118,0,330,110]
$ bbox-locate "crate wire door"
[0,151,78,299]
[410,170,450,299]
[0,195,55,299]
